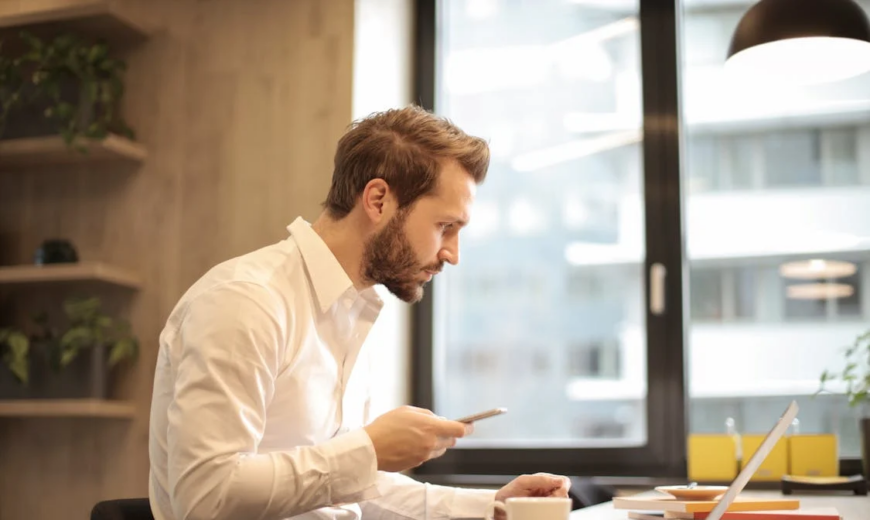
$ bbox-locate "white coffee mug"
[484,497,572,520]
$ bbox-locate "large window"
[413,0,865,476]
[682,0,870,459]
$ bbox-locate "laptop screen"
[704,400,800,520]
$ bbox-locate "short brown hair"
[324,105,490,219]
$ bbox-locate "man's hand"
[493,473,572,520]
[363,405,472,472]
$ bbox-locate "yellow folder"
[788,434,838,477]
[741,434,788,481]
[688,434,739,482]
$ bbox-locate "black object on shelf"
[781,474,867,496]
[33,239,78,265]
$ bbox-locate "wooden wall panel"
[0,1,355,518]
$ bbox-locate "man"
[148,105,570,520]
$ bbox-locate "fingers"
[543,475,570,497]
[441,418,474,436]
[429,447,447,459]
[433,435,457,452]
[548,478,570,497]
[519,474,572,497]
[532,473,570,487]
[427,436,456,461]
[429,416,469,438]
[539,474,570,491]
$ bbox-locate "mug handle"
[484,501,506,520]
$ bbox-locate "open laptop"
[703,399,800,520]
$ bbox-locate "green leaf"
[4,331,29,384]
[850,390,868,407]
[88,44,107,63]
[9,356,28,384]
[108,337,137,367]
[60,326,93,349]
[64,296,101,321]
[7,332,28,357]
[59,347,79,367]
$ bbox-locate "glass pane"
[433,0,647,448]
[763,130,821,188]
[680,0,870,457]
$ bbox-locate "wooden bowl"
[654,485,729,501]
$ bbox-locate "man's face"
[362,160,475,303]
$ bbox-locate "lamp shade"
[726,0,870,84]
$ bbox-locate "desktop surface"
[569,490,870,520]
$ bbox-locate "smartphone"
[454,407,508,424]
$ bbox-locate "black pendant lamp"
[726,0,870,84]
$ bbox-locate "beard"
[362,210,442,303]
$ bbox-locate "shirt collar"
[287,217,383,313]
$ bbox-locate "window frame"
[410,0,688,478]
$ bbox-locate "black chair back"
[90,498,155,520]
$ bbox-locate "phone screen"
[454,407,508,423]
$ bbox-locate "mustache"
[424,263,444,274]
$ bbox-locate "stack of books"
[612,495,842,520]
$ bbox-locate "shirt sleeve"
[165,281,383,520]
[359,472,497,520]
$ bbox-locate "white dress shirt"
[148,217,496,520]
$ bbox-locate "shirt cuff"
[324,428,382,504]
[448,488,498,519]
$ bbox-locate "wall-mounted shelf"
[0,399,135,418]
[0,134,147,172]
[0,0,156,48]
[0,262,141,289]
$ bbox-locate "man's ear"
[360,178,394,223]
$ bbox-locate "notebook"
[626,508,841,520]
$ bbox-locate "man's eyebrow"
[442,214,469,227]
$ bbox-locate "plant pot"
[862,417,870,479]
[0,79,93,141]
[0,345,108,400]
[36,344,108,399]
[0,365,35,399]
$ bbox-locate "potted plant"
[0,296,139,399]
[0,30,134,148]
[819,329,870,478]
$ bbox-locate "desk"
[568,491,870,519]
